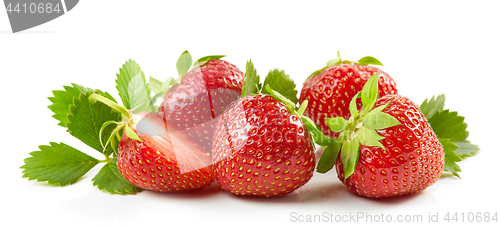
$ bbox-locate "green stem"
[98,158,110,163]
[89,94,131,119]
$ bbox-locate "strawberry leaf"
[300,115,335,146]
[176,50,193,76]
[420,95,479,178]
[340,139,360,181]
[193,55,225,68]
[124,124,143,142]
[452,141,479,158]
[262,68,298,104]
[115,60,147,110]
[304,66,327,83]
[67,92,122,156]
[360,72,379,115]
[241,60,261,97]
[348,93,360,118]
[264,84,296,110]
[127,74,152,113]
[440,138,462,178]
[48,84,116,128]
[357,126,385,150]
[420,94,446,119]
[316,140,342,173]
[364,112,401,130]
[21,142,99,186]
[325,117,348,133]
[148,76,164,94]
[358,56,383,66]
[427,110,468,142]
[92,158,142,195]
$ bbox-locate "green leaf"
[21,142,99,186]
[48,84,116,128]
[364,111,401,129]
[92,158,142,195]
[115,60,146,109]
[357,126,385,149]
[176,50,193,76]
[326,58,342,67]
[427,110,468,142]
[261,68,299,104]
[316,140,342,173]
[348,93,360,119]
[358,56,383,66]
[67,92,122,156]
[304,66,327,83]
[297,100,308,116]
[161,77,177,91]
[452,141,480,158]
[148,76,164,94]
[241,60,261,97]
[300,115,335,146]
[325,117,348,133]
[420,94,446,119]
[193,55,225,68]
[440,138,462,178]
[127,74,151,113]
[125,124,143,142]
[327,51,342,67]
[264,84,296,110]
[340,139,360,181]
[360,72,379,115]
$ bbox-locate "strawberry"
[158,54,244,155]
[90,94,214,192]
[212,92,315,197]
[316,74,444,198]
[211,60,322,197]
[299,52,397,138]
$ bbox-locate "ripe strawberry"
[90,94,214,192]
[212,91,316,197]
[299,53,397,138]
[316,74,444,198]
[117,112,214,192]
[335,95,444,198]
[159,57,244,154]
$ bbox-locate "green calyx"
[316,73,400,181]
[305,51,384,83]
[89,94,144,150]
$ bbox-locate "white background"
[2,1,499,225]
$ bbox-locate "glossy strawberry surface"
[117,112,214,192]
[335,95,444,198]
[300,64,397,138]
[212,95,315,197]
[159,59,244,154]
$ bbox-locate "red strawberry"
[90,94,214,192]
[117,112,214,192]
[316,74,444,198]
[159,58,244,154]
[335,95,444,198]
[299,53,397,138]
[212,93,316,197]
